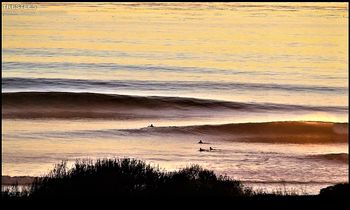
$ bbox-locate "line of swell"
[3,77,348,93]
[4,121,348,144]
[306,153,348,163]
[121,121,348,144]
[3,92,347,116]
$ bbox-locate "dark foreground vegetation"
[2,158,348,203]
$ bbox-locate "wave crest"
[308,153,348,163]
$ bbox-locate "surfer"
[198,140,203,144]
[149,124,154,128]
[199,148,205,152]
[209,147,214,151]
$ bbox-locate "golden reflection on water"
[3,3,348,86]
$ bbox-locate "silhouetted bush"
[23,158,249,198]
[319,183,349,197]
[2,184,30,200]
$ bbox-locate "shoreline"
[2,176,36,186]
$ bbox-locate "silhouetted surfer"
[199,148,205,152]
[149,124,154,128]
[210,147,214,151]
[198,140,203,144]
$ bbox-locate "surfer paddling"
[198,147,216,152]
[197,140,217,152]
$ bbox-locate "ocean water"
[2,2,349,194]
